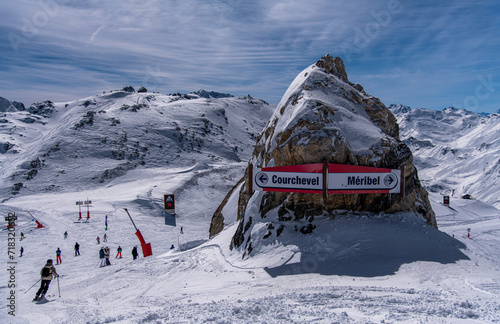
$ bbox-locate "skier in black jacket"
[74,242,80,256]
[34,259,59,301]
[132,246,138,260]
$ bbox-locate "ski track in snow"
[0,97,499,323]
[1,163,499,324]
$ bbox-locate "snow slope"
[1,166,499,323]
[0,92,499,323]
[0,90,273,199]
[390,105,500,208]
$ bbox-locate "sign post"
[328,164,401,194]
[164,194,175,213]
[252,163,401,195]
[76,201,83,220]
[253,163,324,193]
[84,199,92,220]
[164,194,175,225]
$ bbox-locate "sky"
[1,0,499,114]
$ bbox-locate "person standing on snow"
[104,247,111,266]
[99,247,106,267]
[74,242,80,256]
[96,236,100,244]
[64,231,68,239]
[116,246,122,258]
[34,259,59,301]
[56,247,62,264]
[20,232,25,240]
[20,246,24,257]
[132,246,138,260]
[103,233,107,242]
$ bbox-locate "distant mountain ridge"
[389,104,500,208]
[0,90,274,201]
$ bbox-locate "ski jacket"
[40,264,59,281]
[56,249,61,256]
[104,248,110,258]
[99,249,105,258]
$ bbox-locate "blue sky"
[1,0,499,113]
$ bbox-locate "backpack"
[41,266,51,277]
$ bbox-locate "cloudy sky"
[1,0,499,113]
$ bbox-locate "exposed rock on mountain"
[0,91,273,200]
[0,96,25,112]
[210,54,436,256]
[390,104,500,208]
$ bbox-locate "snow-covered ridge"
[0,90,274,200]
[389,104,500,208]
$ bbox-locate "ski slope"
[1,164,499,323]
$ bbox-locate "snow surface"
[1,93,499,323]
[1,166,499,323]
[390,105,500,208]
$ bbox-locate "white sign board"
[328,171,400,193]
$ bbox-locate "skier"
[180,227,183,234]
[170,244,175,250]
[99,247,106,267]
[34,259,59,301]
[56,247,62,264]
[20,246,24,257]
[64,231,68,239]
[132,246,138,260]
[96,236,100,244]
[103,233,107,242]
[105,247,111,266]
[116,246,122,258]
[20,232,25,240]
[74,242,80,256]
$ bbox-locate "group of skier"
[32,229,140,302]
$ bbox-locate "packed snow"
[1,93,499,323]
[1,165,499,323]
[390,105,500,209]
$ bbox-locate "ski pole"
[23,279,41,296]
[57,277,61,297]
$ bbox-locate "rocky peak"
[209,54,436,259]
[0,97,26,112]
[315,54,348,83]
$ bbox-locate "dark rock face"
[0,97,25,112]
[28,100,55,117]
[210,55,436,256]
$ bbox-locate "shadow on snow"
[264,216,469,278]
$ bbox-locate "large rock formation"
[209,54,436,257]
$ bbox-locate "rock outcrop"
[0,97,25,112]
[209,54,436,257]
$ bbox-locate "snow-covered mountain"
[0,89,274,201]
[0,86,499,323]
[389,105,500,208]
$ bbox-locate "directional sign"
[328,164,401,194]
[253,163,323,193]
[164,194,175,211]
[251,163,402,195]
